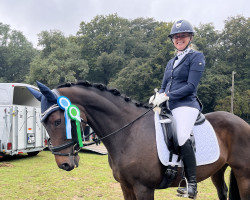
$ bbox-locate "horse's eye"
[55,119,61,127]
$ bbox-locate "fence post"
[231,71,236,113]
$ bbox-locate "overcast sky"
[0,0,249,48]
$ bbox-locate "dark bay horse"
[32,81,250,200]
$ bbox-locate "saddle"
[157,107,205,189]
[159,107,205,155]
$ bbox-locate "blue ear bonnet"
[27,81,60,121]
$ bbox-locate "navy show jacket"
[159,49,205,111]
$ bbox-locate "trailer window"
[13,87,40,107]
[0,88,11,105]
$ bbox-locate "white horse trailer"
[0,83,47,157]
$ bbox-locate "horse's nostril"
[60,163,73,171]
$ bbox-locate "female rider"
[151,19,205,199]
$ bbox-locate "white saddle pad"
[155,112,220,167]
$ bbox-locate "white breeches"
[172,106,199,146]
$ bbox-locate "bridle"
[46,92,88,157]
[48,117,87,156]
[48,139,80,156]
[46,88,155,157]
[47,105,154,157]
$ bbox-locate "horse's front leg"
[120,184,136,200]
[120,183,154,200]
[133,183,155,200]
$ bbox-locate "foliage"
[193,23,220,68]
[27,30,89,88]
[76,14,161,86]
[215,90,250,120]
[197,16,250,118]
[0,15,249,121]
[0,22,37,82]
[94,52,125,84]
[109,58,154,102]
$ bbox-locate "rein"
[48,89,155,156]
[49,106,154,155]
[85,107,154,146]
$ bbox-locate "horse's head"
[27,81,87,171]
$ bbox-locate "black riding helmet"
[168,19,195,38]
[169,20,195,51]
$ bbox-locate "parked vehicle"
[0,83,47,157]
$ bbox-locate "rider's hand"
[149,95,155,104]
[149,88,159,104]
[152,93,169,107]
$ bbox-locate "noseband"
[48,139,80,156]
[48,118,87,156]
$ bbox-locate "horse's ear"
[27,87,43,101]
[36,81,57,102]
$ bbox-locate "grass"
[0,150,230,200]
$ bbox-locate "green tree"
[27,31,89,88]
[152,22,175,65]
[0,22,37,82]
[94,52,125,85]
[20,15,249,121]
[109,58,153,102]
[211,16,250,120]
[218,16,250,87]
[215,90,250,121]
[193,23,220,68]
[77,14,129,61]
[149,22,175,91]
[199,66,231,113]
[197,16,249,118]
[38,30,67,58]
[77,15,161,84]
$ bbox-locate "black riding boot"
[177,139,198,199]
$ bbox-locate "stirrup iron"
[176,178,197,199]
[177,177,189,197]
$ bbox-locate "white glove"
[148,88,159,104]
[149,95,155,104]
[152,92,169,107]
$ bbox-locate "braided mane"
[57,81,152,109]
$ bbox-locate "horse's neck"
[59,86,143,144]
[85,98,141,139]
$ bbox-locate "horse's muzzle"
[57,154,80,171]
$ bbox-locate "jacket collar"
[171,49,194,69]
[177,48,191,58]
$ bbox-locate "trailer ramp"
[81,143,108,155]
